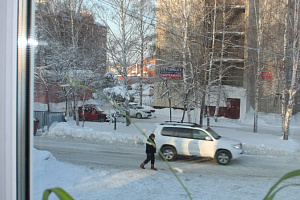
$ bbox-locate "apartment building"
[154,0,299,119]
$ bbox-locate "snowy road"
[33,110,300,199]
[34,136,300,180]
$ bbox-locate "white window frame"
[0,0,34,199]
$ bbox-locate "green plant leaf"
[42,187,74,200]
[264,169,300,200]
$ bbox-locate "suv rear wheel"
[161,146,177,161]
[216,150,231,165]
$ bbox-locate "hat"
[149,134,155,138]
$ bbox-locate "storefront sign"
[160,66,183,80]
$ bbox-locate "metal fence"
[34,111,65,130]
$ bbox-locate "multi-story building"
[154,0,300,119]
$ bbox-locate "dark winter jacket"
[146,138,156,154]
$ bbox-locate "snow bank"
[45,122,145,146]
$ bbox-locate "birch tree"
[92,0,142,126]
[156,0,205,123]
[131,0,156,106]
[206,0,218,126]
[252,0,273,132]
[280,0,300,140]
[203,0,245,123]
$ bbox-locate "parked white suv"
[153,122,243,165]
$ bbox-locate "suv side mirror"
[205,136,213,141]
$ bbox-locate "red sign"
[261,71,273,81]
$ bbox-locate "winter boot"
[140,162,145,169]
[151,164,157,170]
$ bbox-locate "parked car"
[128,102,155,112]
[76,105,108,122]
[153,122,243,165]
[117,102,154,119]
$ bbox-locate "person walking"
[140,134,157,170]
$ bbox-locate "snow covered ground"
[33,106,300,200]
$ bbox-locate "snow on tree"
[92,0,155,125]
[35,0,107,125]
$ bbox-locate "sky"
[33,103,300,200]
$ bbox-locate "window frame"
[0,0,34,199]
[0,0,19,199]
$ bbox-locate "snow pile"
[33,148,56,167]
[46,122,145,145]
[33,148,93,199]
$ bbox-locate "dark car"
[77,105,107,122]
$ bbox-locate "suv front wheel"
[215,150,231,165]
[161,146,177,161]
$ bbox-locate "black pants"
[143,153,155,165]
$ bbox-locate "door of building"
[226,98,240,119]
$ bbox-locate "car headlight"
[232,143,242,149]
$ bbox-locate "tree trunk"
[74,90,79,126]
[282,0,300,140]
[281,2,288,136]
[199,92,205,126]
[214,0,226,122]
[139,1,145,106]
[283,96,293,140]
[206,0,217,127]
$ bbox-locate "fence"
[34,111,65,130]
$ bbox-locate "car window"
[175,128,192,139]
[192,130,208,140]
[161,127,193,138]
[205,127,221,139]
[161,127,176,136]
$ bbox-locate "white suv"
[153,122,243,165]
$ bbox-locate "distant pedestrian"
[140,134,157,170]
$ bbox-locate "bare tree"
[280,0,300,140]
[131,0,156,106]
[35,0,107,126]
[156,0,205,122]
[92,0,144,125]
[251,0,275,133]
[203,0,245,124]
